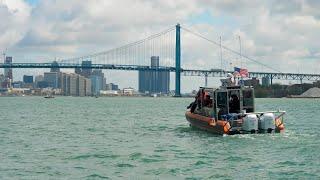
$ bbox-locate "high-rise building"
[22,75,34,88]
[4,56,12,80]
[85,78,92,96]
[90,75,103,95]
[138,56,170,94]
[0,74,6,88]
[3,56,13,88]
[77,75,85,96]
[44,72,59,88]
[89,69,106,95]
[35,75,44,82]
[56,73,91,96]
[63,73,72,96]
[69,74,78,96]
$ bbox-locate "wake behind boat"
[185,74,285,135]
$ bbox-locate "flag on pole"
[234,67,249,78]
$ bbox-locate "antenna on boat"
[238,35,242,68]
[220,36,223,72]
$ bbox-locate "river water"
[0,97,319,179]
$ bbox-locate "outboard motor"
[258,113,275,133]
[242,114,258,133]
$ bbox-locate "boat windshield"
[243,89,254,112]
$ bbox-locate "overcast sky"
[1,0,319,92]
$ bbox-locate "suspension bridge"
[1,24,320,96]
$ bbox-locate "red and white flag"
[234,67,249,78]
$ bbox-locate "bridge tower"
[175,23,181,97]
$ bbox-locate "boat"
[44,94,54,98]
[185,78,285,135]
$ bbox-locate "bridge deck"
[1,63,320,81]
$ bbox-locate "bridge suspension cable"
[181,26,282,73]
[59,26,176,67]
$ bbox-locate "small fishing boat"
[185,78,285,135]
[44,94,54,98]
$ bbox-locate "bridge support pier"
[205,73,208,87]
[174,23,181,97]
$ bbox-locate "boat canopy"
[214,86,255,119]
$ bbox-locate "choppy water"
[0,97,319,179]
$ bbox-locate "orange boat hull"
[185,111,284,135]
[185,111,231,135]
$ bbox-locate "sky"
[0,0,320,92]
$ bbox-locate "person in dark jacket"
[229,94,240,113]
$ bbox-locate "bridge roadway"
[1,63,320,81]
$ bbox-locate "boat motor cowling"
[258,113,276,132]
[242,114,258,132]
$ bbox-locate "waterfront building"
[69,74,78,96]
[90,75,103,95]
[35,75,44,82]
[85,78,92,96]
[77,75,85,96]
[89,69,106,95]
[37,81,49,88]
[100,90,119,96]
[0,74,5,88]
[92,69,106,89]
[12,81,23,88]
[138,56,170,94]
[123,87,135,96]
[55,72,91,96]
[60,73,68,95]
[62,73,74,96]
[106,83,119,90]
[23,75,33,84]
[35,75,44,88]
[44,72,59,88]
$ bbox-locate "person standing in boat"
[227,73,236,86]
[229,94,240,113]
[187,90,201,113]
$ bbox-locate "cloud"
[0,0,31,50]
[10,0,201,58]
